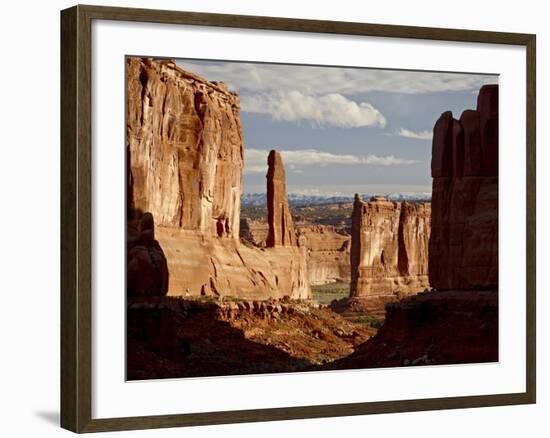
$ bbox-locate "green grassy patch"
[346,315,384,329]
[311,282,350,305]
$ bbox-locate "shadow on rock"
[127,212,169,297]
[127,298,313,380]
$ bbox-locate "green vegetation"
[347,315,384,329]
[311,282,350,305]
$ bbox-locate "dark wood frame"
[61,4,536,433]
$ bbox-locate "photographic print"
[125,56,499,380]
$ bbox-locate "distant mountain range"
[241,192,431,207]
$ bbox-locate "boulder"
[127,213,169,296]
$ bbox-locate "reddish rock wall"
[127,57,243,238]
[240,220,351,285]
[332,84,499,367]
[350,195,431,298]
[429,84,498,290]
[127,58,310,299]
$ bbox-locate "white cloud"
[397,128,433,140]
[242,91,386,128]
[177,60,498,96]
[244,148,417,174]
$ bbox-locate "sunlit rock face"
[127,57,243,237]
[297,225,351,285]
[429,84,498,290]
[266,150,297,248]
[240,220,351,286]
[350,195,431,298]
[127,58,310,299]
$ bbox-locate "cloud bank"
[242,91,386,128]
[177,60,498,96]
[244,148,418,174]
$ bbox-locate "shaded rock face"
[327,289,498,370]
[429,84,498,290]
[350,195,431,297]
[266,150,297,247]
[297,225,351,285]
[127,296,375,380]
[127,58,310,299]
[127,213,169,296]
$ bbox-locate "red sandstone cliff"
[127,57,243,237]
[429,84,498,290]
[240,220,351,285]
[127,58,309,299]
[350,195,431,298]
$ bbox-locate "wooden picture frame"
[61,4,536,433]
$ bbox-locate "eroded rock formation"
[297,225,351,285]
[267,150,297,247]
[240,220,351,285]
[350,195,431,298]
[127,57,243,238]
[127,58,310,299]
[429,84,498,290]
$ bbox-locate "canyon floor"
[127,289,497,380]
[127,296,377,380]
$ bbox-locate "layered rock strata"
[429,84,498,290]
[127,58,309,299]
[127,57,243,237]
[350,195,431,298]
[240,220,351,285]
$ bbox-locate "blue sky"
[176,59,497,197]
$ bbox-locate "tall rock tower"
[266,150,297,248]
[429,84,498,290]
